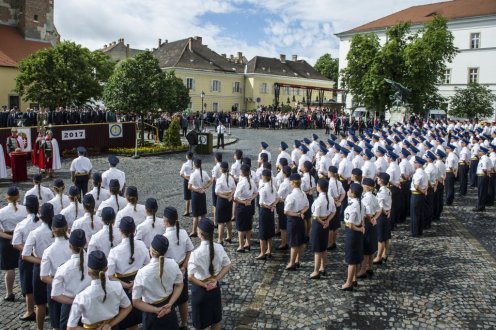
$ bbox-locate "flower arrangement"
[108,143,188,156]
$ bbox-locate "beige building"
[101,38,144,62]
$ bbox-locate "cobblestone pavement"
[1,128,496,329]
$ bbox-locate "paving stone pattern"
[1,128,496,329]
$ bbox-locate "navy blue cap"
[279,158,288,166]
[108,155,119,166]
[424,141,433,149]
[446,144,456,150]
[109,179,120,189]
[299,145,308,153]
[303,161,313,171]
[317,178,329,190]
[40,203,54,218]
[25,195,39,209]
[385,145,394,152]
[401,148,410,158]
[328,166,338,174]
[220,161,229,169]
[7,186,18,197]
[425,151,436,161]
[126,186,138,198]
[377,146,386,155]
[77,146,86,154]
[339,132,346,138]
[88,250,107,270]
[282,165,291,176]
[240,164,251,173]
[303,138,311,145]
[387,152,399,161]
[52,214,67,228]
[69,229,86,247]
[261,142,268,149]
[330,134,337,141]
[163,206,178,220]
[101,207,116,221]
[33,174,42,182]
[352,136,359,143]
[198,218,215,234]
[351,168,362,176]
[294,140,301,148]
[289,173,301,181]
[409,146,419,154]
[415,156,426,165]
[327,139,335,146]
[346,140,355,148]
[340,148,350,155]
[312,133,318,140]
[69,186,80,197]
[151,235,169,255]
[364,149,374,159]
[53,178,64,188]
[83,194,95,206]
[362,178,375,187]
[412,138,419,145]
[320,145,328,154]
[280,141,288,150]
[349,183,363,197]
[353,146,362,154]
[92,172,102,182]
[436,149,446,158]
[479,146,489,153]
[378,172,390,184]
[145,198,158,211]
[119,216,135,232]
[490,144,496,150]
[262,169,272,178]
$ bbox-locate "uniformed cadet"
[189,158,212,237]
[352,146,364,170]
[341,183,365,291]
[0,187,27,303]
[96,179,127,217]
[66,250,132,330]
[398,148,414,222]
[410,156,428,237]
[301,161,317,240]
[23,174,54,204]
[72,194,103,244]
[211,152,223,225]
[374,173,392,264]
[317,145,332,178]
[88,207,122,257]
[102,155,126,192]
[60,186,82,229]
[257,170,278,260]
[291,140,302,170]
[327,166,345,251]
[87,172,111,210]
[40,215,71,330]
[488,144,496,206]
[70,146,92,197]
[107,216,150,330]
[51,229,90,330]
[135,198,165,248]
[132,235,184,330]
[163,206,194,329]
[310,179,336,279]
[187,218,231,330]
[361,149,376,180]
[12,195,39,321]
[297,145,312,173]
[374,147,388,175]
[357,178,378,278]
[474,146,491,212]
[21,203,54,330]
[434,149,447,220]
[444,144,458,205]
[259,141,271,163]
[458,139,470,196]
[303,138,315,160]
[469,137,480,188]
[284,173,309,270]
[310,134,320,155]
[215,161,236,244]
[115,186,147,228]
[276,166,292,250]
[386,152,401,229]
[276,141,291,166]
[424,151,439,228]
[231,149,243,182]
[48,179,70,215]
[234,164,258,252]
[180,151,194,216]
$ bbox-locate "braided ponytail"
[78,247,85,281]
[12,199,18,212]
[175,221,180,245]
[199,163,203,182]
[269,176,273,194]
[158,255,166,290]
[99,271,107,302]
[208,232,215,276]
[37,183,42,200]
[115,194,119,210]
[128,232,135,264]
[96,182,101,200]
[151,212,156,229]
[108,222,114,248]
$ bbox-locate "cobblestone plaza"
[1,128,496,329]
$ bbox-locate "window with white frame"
[186,78,195,90]
[470,33,480,49]
[212,80,221,92]
[443,69,451,84]
[212,102,219,112]
[260,83,268,94]
[233,81,241,93]
[468,68,479,83]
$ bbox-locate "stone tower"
[0,0,59,44]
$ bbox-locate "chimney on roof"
[221,53,226,58]
[280,54,286,63]
[292,55,297,61]
[159,38,162,47]
[126,44,129,58]
[194,36,202,44]
[230,54,234,61]
[188,38,193,51]
[120,38,124,43]
[104,44,107,48]
[238,52,243,60]
[165,39,168,44]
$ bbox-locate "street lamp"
[200,91,205,131]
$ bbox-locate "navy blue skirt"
[287,215,305,247]
[118,274,142,329]
[304,194,314,219]
[258,207,275,240]
[191,191,207,217]
[310,220,329,253]
[211,184,217,207]
[191,282,222,330]
[19,258,34,295]
[329,205,341,231]
[33,263,47,305]
[142,296,179,330]
[216,197,232,224]
[175,269,189,306]
[344,227,364,265]
[235,203,253,232]
[0,236,19,270]
[276,202,287,230]
[363,220,378,255]
[183,179,191,201]
[376,214,391,242]
[47,284,62,329]
[60,303,72,330]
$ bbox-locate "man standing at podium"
[5,128,24,167]
[216,121,226,149]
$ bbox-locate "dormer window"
[33,15,38,22]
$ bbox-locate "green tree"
[103,51,167,146]
[314,54,339,87]
[162,71,190,113]
[449,83,496,119]
[163,117,182,147]
[16,41,114,109]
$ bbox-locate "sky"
[55,0,443,65]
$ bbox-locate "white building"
[336,0,496,113]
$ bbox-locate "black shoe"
[19,313,35,321]
[179,326,188,330]
[255,255,267,260]
[236,248,245,253]
[295,262,301,268]
[274,231,281,236]
[319,270,327,276]
[382,256,388,263]
[352,281,358,287]
[357,273,368,279]
[189,232,198,238]
[310,274,321,280]
[327,244,337,251]
[225,238,232,244]
[366,269,374,276]
[243,245,251,251]
[277,245,289,251]
[373,259,383,265]
[286,265,297,271]
[3,294,14,302]
[266,253,272,259]
[340,285,353,291]
[183,212,191,217]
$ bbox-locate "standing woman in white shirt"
[132,235,184,329]
[188,158,212,238]
[276,166,292,250]
[0,186,27,302]
[115,186,147,228]
[284,173,309,270]
[72,194,103,244]
[234,164,258,252]
[179,151,194,216]
[215,161,236,244]
[257,170,278,260]
[60,186,82,229]
[188,219,231,330]
[12,195,40,321]
[21,203,54,330]
[96,179,127,217]
[107,217,150,330]
[51,229,90,330]
[88,207,121,257]
[310,179,336,279]
[66,250,132,330]
[211,152,223,226]
[301,161,317,240]
[40,215,71,330]
[48,179,70,215]
[23,173,54,204]
[87,172,110,210]
[135,198,165,248]
[163,207,194,329]
[230,149,243,182]
[327,166,345,251]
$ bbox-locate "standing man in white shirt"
[69,147,92,198]
[216,121,226,149]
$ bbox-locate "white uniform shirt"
[291,148,301,168]
[375,157,388,174]
[187,241,231,281]
[48,194,71,215]
[40,237,71,277]
[459,147,470,163]
[21,222,53,258]
[115,203,147,228]
[51,253,91,298]
[386,162,401,186]
[277,178,292,200]
[60,201,83,228]
[276,151,291,166]
[12,214,40,246]
[477,155,491,175]
[67,280,130,327]
[343,199,364,226]
[311,192,336,217]
[284,188,309,213]
[188,169,211,190]
[258,150,272,163]
[377,186,392,211]
[216,124,226,134]
[164,227,194,265]
[179,160,193,179]
[23,185,54,204]
[362,160,376,179]
[352,155,364,170]
[101,167,126,190]
[72,213,104,243]
[445,152,459,172]
[259,182,278,206]
[338,158,352,179]
[132,258,183,303]
[361,191,379,216]
[317,155,332,177]
[234,176,257,201]
[425,162,439,185]
[87,225,122,257]
[328,178,345,201]
[211,162,222,182]
[297,154,312,173]
[86,187,111,210]
[107,238,150,277]
[96,195,127,217]
[135,216,166,248]
[0,203,27,232]
[230,160,242,180]
[411,168,428,192]
[301,172,316,195]
[215,173,237,195]
[70,156,93,173]
[435,159,446,181]
[399,158,414,180]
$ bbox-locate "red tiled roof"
[0,25,52,67]
[339,0,496,34]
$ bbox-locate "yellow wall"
[0,66,35,111]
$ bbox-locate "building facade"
[336,0,496,112]
[101,38,143,62]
